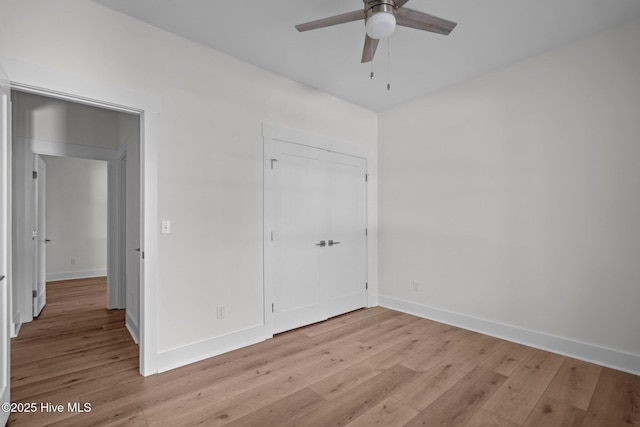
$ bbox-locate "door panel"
[33,155,46,317]
[0,63,11,427]
[324,153,368,318]
[273,142,326,333]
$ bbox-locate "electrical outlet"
[216,305,226,319]
[161,220,171,234]
[412,280,420,292]
[71,257,77,265]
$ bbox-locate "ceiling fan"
[295,0,457,63]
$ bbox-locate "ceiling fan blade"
[361,35,380,63]
[295,9,365,32]
[396,8,457,35]
[393,0,411,8]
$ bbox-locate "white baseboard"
[157,325,271,373]
[379,295,640,376]
[46,269,107,282]
[126,311,140,345]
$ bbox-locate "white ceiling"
[89,0,640,112]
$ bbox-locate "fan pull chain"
[387,37,391,91]
[370,51,375,79]
[370,19,375,80]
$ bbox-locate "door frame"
[33,154,46,317]
[1,56,159,376]
[262,123,371,336]
[0,62,11,427]
[118,151,128,310]
[13,136,122,313]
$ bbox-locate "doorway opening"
[10,90,141,367]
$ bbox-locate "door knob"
[328,240,341,246]
[135,248,141,252]
[315,241,326,247]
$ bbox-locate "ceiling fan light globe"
[365,12,396,39]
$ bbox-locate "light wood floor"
[9,278,640,426]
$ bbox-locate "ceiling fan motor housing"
[364,0,397,39]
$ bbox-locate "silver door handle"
[328,240,341,246]
[44,239,51,243]
[135,248,141,252]
[315,241,326,247]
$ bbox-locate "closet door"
[270,139,367,334]
[272,141,327,333]
[322,152,367,318]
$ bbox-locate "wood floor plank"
[101,412,150,427]
[522,395,586,427]
[303,310,405,350]
[142,352,349,426]
[309,362,382,401]
[345,396,419,427]
[11,358,139,403]
[300,306,388,338]
[362,336,429,371]
[482,349,565,425]
[480,340,535,377]
[349,313,422,344]
[448,333,504,366]
[334,318,437,366]
[223,388,326,427]
[392,359,476,411]
[282,364,416,427]
[463,409,519,427]
[404,366,507,427]
[400,327,480,372]
[544,357,602,411]
[331,338,389,364]
[75,350,331,427]
[582,367,640,426]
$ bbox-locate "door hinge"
[365,173,368,182]
[365,282,368,290]
[33,290,37,298]
[270,231,274,241]
[33,171,38,179]
[271,303,274,313]
[365,228,368,236]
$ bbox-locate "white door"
[270,140,367,333]
[323,152,368,318]
[0,64,12,426]
[272,142,326,332]
[33,155,46,317]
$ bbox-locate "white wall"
[12,91,120,150]
[41,156,108,281]
[378,18,640,373]
[0,0,377,367]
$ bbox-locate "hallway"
[10,277,139,426]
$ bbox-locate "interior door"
[33,155,46,317]
[323,152,368,318]
[0,63,11,427]
[272,141,326,333]
[271,139,368,334]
